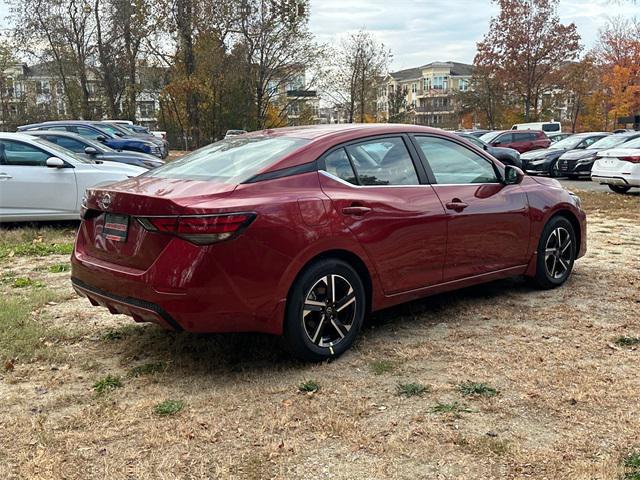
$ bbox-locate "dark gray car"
[520,132,609,177]
[456,132,522,169]
[26,130,164,169]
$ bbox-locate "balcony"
[286,89,317,98]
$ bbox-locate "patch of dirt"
[1,192,639,479]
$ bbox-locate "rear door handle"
[342,206,372,216]
[445,199,468,212]
[0,173,12,180]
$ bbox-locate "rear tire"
[283,259,366,362]
[608,185,631,194]
[531,216,577,290]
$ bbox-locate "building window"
[138,101,156,118]
[411,82,417,93]
[36,80,50,95]
[423,78,430,91]
[459,79,469,92]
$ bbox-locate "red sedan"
[71,125,586,361]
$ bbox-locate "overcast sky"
[310,0,638,71]
[0,0,636,72]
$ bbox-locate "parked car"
[512,121,562,135]
[225,129,247,139]
[591,135,640,193]
[455,132,522,168]
[103,120,151,135]
[71,124,586,362]
[96,121,169,158]
[18,121,163,158]
[480,130,551,153]
[557,131,640,178]
[521,132,609,177]
[547,132,573,143]
[457,129,491,138]
[26,131,164,169]
[0,132,145,222]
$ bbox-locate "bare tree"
[326,30,390,123]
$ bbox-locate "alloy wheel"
[544,226,572,279]
[302,274,357,348]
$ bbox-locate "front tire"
[283,259,366,362]
[548,159,559,178]
[531,216,577,289]
[608,185,631,194]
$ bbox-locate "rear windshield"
[148,136,309,182]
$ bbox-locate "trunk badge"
[98,193,112,210]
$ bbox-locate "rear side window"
[324,148,357,185]
[344,137,419,186]
[73,126,103,140]
[149,136,309,183]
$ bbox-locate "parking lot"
[1,186,638,479]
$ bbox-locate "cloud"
[309,0,637,71]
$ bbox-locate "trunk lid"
[79,176,237,270]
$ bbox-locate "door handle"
[0,173,12,180]
[445,199,468,212]
[342,205,372,216]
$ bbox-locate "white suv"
[591,135,640,194]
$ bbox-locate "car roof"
[24,130,89,139]
[0,132,46,142]
[245,124,463,173]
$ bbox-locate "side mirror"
[504,165,524,185]
[46,157,66,168]
[84,147,98,155]
[483,144,488,151]
[96,135,106,142]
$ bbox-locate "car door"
[0,139,77,219]
[411,135,530,282]
[510,132,533,153]
[318,135,447,294]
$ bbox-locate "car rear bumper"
[72,278,183,331]
[592,162,640,187]
[70,232,285,335]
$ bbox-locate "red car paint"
[488,130,551,153]
[71,124,586,335]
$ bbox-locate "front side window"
[51,136,86,153]
[415,136,498,185]
[0,140,51,166]
[345,137,419,186]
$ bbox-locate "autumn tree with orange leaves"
[594,17,640,127]
[475,0,581,123]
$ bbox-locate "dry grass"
[0,191,639,479]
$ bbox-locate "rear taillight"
[137,213,256,245]
[619,156,640,163]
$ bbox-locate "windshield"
[148,136,310,182]
[616,136,640,149]
[97,123,128,137]
[587,134,635,150]
[479,131,502,143]
[33,138,93,164]
[461,135,484,148]
[550,135,586,149]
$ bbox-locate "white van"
[512,121,561,133]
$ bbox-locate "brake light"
[138,213,256,244]
[619,156,640,163]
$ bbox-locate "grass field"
[0,188,639,479]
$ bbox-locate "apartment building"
[0,62,163,129]
[377,61,472,129]
[266,65,320,126]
